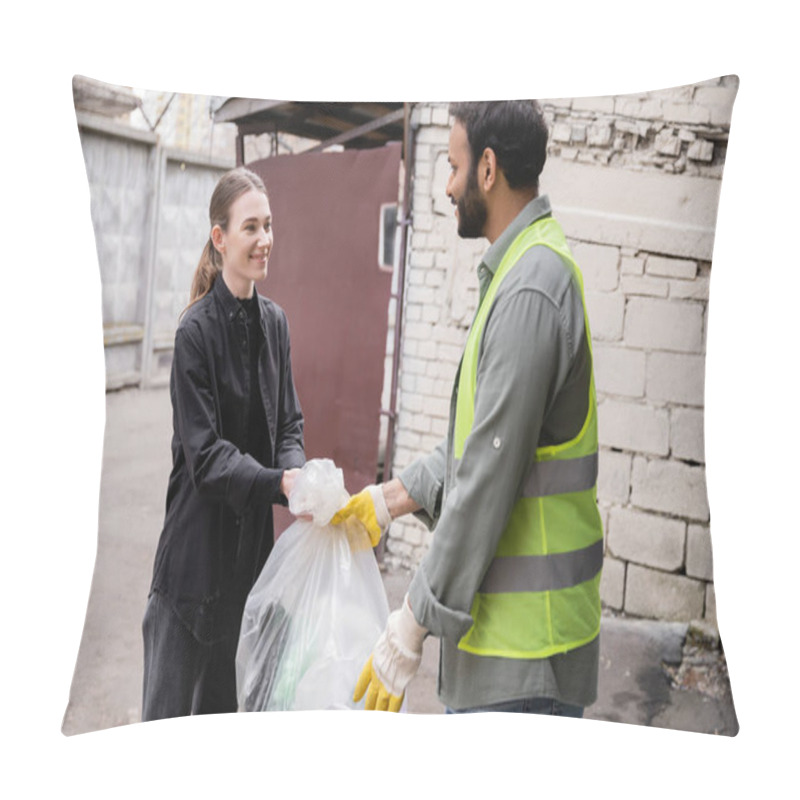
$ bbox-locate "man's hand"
[353,595,427,712]
[330,485,391,547]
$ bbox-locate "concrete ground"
[61,386,738,736]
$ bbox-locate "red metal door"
[249,144,401,536]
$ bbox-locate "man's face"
[446,121,487,239]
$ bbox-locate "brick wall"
[383,77,737,625]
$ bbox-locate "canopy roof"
[213,98,405,152]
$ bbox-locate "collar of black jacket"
[213,276,269,339]
[213,274,252,322]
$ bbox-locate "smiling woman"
[187,169,274,308]
[212,189,273,297]
[141,167,306,721]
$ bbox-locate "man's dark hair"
[449,100,548,191]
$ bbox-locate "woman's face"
[213,188,273,298]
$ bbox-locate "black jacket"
[149,276,305,643]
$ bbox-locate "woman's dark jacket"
[149,276,305,644]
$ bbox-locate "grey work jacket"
[401,195,600,710]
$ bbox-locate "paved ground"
[61,386,738,736]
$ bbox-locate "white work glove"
[330,484,392,547]
[353,594,428,712]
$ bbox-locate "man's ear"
[479,147,498,192]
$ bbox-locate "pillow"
[64,76,738,737]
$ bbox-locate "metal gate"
[248,143,402,535]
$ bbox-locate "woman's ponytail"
[184,239,221,315]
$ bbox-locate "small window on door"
[379,203,399,272]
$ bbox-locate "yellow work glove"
[353,594,427,712]
[330,485,391,548]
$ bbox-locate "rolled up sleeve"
[398,439,446,529]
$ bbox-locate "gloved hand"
[330,484,391,547]
[353,594,427,712]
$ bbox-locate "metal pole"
[381,102,416,484]
[140,145,167,388]
[236,129,245,166]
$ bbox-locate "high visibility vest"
[455,216,603,659]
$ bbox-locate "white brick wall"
[598,449,632,504]
[621,255,645,276]
[571,242,619,291]
[607,507,686,572]
[384,80,735,626]
[631,457,710,522]
[625,564,706,620]
[705,583,717,625]
[647,352,706,406]
[647,255,697,280]
[686,524,714,580]
[625,297,705,353]
[671,407,705,463]
[585,291,625,341]
[600,556,625,610]
[620,275,669,298]
[593,344,646,398]
[598,399,670,456]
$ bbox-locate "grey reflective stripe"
[453,452,598,498]
[479,539,604,594]
[522,452,598,498]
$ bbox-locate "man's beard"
[456,166,488,239]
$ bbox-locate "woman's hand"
[280,468,301,500]
[280,468,314,520]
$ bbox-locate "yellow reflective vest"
[455,216,603,659]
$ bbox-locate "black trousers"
[141,590,239,721]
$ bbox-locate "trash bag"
[235,459,390,711]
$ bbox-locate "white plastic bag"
[235,459,389,711]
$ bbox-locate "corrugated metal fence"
[76,111,233,390]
